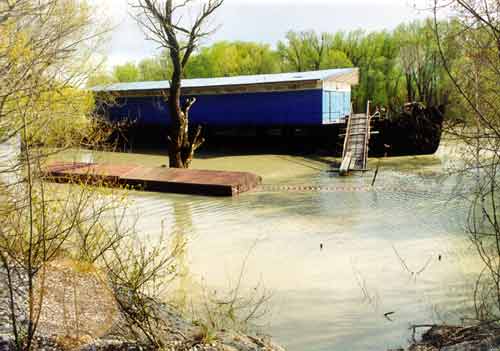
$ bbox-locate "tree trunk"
[134,0,221,168]
[406,73,415,102]
[167,76,204,168]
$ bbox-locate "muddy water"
[57,146,479,351]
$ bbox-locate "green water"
[56,145,479,351]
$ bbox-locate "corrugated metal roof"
[92,68,357,92]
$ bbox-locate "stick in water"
[371,160,380,187]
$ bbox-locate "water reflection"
[170,200,194,310]
[53,147,481,351]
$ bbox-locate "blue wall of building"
[322,90,351,124]
[106,89,325,127]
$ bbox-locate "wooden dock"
[44,162,262,197]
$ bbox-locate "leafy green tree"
[321,50,353,69]
[277,31,318,72]
[87,70,116,87]
[277,31,354,72]
[138,53,171,81]
[394,20,455,108]
[329,30,366,67]
[233,42,280,75]
[185,41,280,78]
[113,62,140,82]
[104,22,461,116]
[328,30,401,111]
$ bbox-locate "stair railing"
[342,103,354,160]
[363,100,371,170]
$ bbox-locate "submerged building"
[93,68,359,129]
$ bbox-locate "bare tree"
[132,0,224,168]
[432,0,500,322]
[0,3,205,351]
[0,1,127,350]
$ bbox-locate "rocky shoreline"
[5,266,500,351]
[403,324,500,351]
[0,331,284,351]
[0,265,284,351]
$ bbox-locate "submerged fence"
[256,184,374,193]
[255,183,466,195]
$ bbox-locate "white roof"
[92,68,358,92]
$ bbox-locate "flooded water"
[55,145,480,351]
[0,136,21,185]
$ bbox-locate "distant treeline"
[91,20,463,116]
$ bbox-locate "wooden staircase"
[339,102,374,175]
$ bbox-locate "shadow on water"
[113,124,345,159]
[119,140,338,160]
[53,143,480,351]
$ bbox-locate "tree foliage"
[0,2,182,350]
[277,30,353,72]
[185,41,280,78]
[0,1,117,350]
[102,20,462,116]
[113,62,140,83]
[432,0,500,323]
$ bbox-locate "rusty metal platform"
[44,162,262,197]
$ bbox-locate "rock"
[408,324,500,351]
[0,263,285,351]
[0,335,14,351]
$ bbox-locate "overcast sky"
[95,0,434,68]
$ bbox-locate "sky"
[94,0,434,68]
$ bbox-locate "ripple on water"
[78,150,480,351]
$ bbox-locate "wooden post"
[363,101,371,170]
[342,103,354,160]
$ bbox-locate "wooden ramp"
[44,162,262,197]
[339,111,371,175]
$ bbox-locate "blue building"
[93,68,359,128]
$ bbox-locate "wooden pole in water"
[371,162,380,187]
[371,144,390,187]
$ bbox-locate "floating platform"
[44,162,262,197]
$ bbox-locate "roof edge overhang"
[95,79,324,97]
[92,68,360,97]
